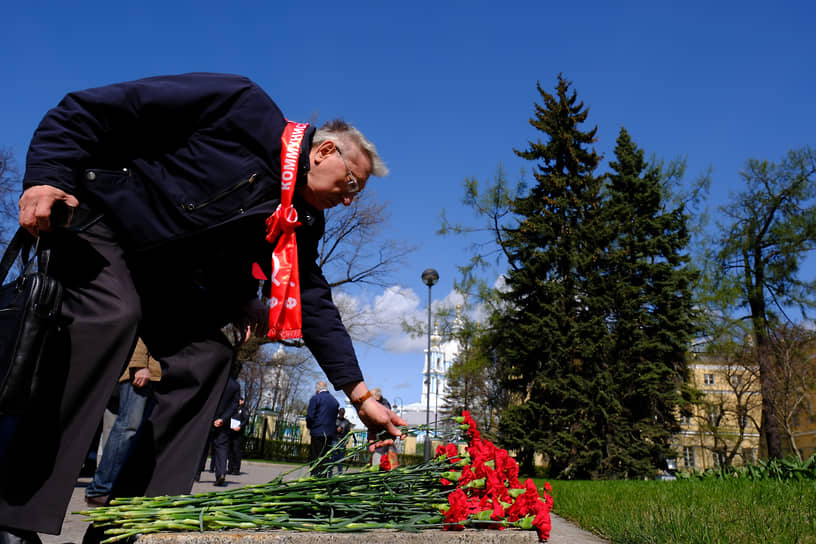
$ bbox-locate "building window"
[714,451,726,467]
[704,373,715,386]
[729,375,742,387]
[742,448,756,464]
[683,446,695,468]
[680,413,692,425]
[708,406,720,425]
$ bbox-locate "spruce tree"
[601,128,697,477]
[494,75,606,478]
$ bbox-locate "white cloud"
[373,286,421,335]
[334,285,423,352]
[335,279,501,357]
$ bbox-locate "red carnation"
[443,489,469,530]
[462,410,481,441]
[486,469,511,503]
[445,443,459,461]
[490,494,506,522]
[531,499,552,541]
[457,464,478,487]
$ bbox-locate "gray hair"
[316,381,329,393]
[313,119,389,177]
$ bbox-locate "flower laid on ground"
[435,411,553,540]
[79,412,552,542]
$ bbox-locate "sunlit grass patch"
[536,478,816,544]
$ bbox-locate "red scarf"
[264,121,309,340]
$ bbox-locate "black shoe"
[0,528,42,544]
[85,495,110,507]
[214,475,227,486]
[78,460,97,478]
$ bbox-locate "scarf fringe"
[267,328,303,341]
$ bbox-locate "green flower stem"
[81,423,479,542]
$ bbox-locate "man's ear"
[314,139,336,164]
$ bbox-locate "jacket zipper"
[180,173,257,212]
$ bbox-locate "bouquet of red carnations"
[433,411,552,540]
[80,411,552,542]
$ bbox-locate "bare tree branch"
[319,191,416,289]
[0,148,20,244]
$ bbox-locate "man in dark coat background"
[227,398,250,476]
[305,381,339,477]
[209,376,241,486]
[0,73,406,544]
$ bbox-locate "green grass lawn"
[535,478,816,544]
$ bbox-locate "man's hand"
[343,381,407,446]
[132,367,151,389]
[214,418,224,428]
[19,185,80,236]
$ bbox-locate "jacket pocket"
[83,168,131,184]
[178,172,258,212]
[82,167,181,247]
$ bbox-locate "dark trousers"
[0,223,234,534]
[309,434,334,477]
[227,430,243,473]
[211,428,230,479]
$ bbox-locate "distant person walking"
[306,381,339,477]
[85,339,161,506]
[207,376,241,486]
[329,407,353,475]
[227,398,250,475]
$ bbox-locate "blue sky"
[2,1,814,406]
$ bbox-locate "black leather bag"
[0,228,63,415]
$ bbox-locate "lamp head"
[421,268,439,287]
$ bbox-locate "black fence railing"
[241,416,434,467]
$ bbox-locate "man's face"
[298,139,372,210]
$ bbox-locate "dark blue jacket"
[22,73,363,389]
[306,390,340,438]
[215,377,242,424]
[24,72,304,249]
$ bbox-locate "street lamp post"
[434,373,439,438]
[421,268,439,461]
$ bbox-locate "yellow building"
[673,354,762,470]
[790,391,816,459]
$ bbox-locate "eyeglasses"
[335,147,362,195]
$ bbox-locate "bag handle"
[0,228,50,285]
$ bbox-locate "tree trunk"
[756,335,784,459]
